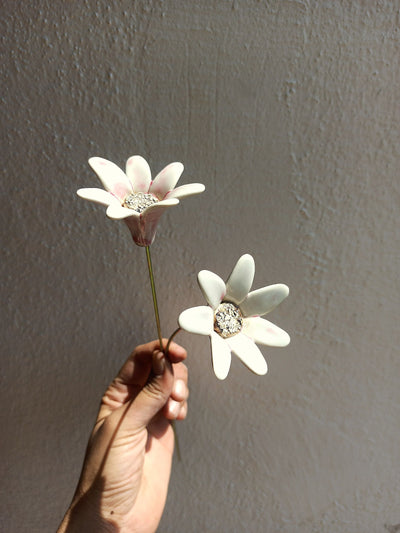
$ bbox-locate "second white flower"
[178,254,290,380]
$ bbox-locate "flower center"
[124,192,158,213]
[214,302,243,338]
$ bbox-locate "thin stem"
[172,422,182,462]
[145,245,163,350]
[165,326,183,462]
[144,247,182,460]
[165,327,182,355]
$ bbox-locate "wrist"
[57,492,117,533]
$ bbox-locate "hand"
[58,340,188,533]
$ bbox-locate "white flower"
[77,156,205,246]
[178,254,290,380]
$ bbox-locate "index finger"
[164,340,187,364]
[116,339,186,386]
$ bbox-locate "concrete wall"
[2,1,399,531]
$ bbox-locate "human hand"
[58,340,188,533]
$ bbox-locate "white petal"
[149,162,184,199]
[145,198,180,210]
[197,270,226,310]
[240,284,289,317]
[210,332,232,380]
[121,199,178,246]
[88,157,133,201]
[243,317,290,347]
[227,333,268,375]
[137,198,179,245]
[77,188,116,206]
[106,204,138,220]
[125,155,152,193]
[225,254,255,305]
[165,183,205,199]
[178,306,214,335]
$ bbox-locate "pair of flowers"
[78,155,290,379]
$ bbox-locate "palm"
[87,409,174,532]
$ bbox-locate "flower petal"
[178,306,214,335]
[106,204,138,220]
[227,333,268,375]
[123,216,144,246]
[240,284,289,317]
[148,198,180,209]
[243,317,290,347]
[210,331,232,380]
[88,157,133,201]
[77,188,117,206]
[149,162,184,199]
[197,270,226,310]
[225,254,255,305]
[137,198,179,245]
[165,183,205,199]
[125,155,152,193]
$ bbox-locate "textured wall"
[2,1,400,532]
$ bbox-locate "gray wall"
[2,1,399,532]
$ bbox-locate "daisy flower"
[178,254,290,379]
[77,156,205,246]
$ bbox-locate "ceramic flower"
[178,254,290,380]
[77,156,205,246]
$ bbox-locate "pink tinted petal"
[210,332,232,380]
[106,203,138,220]
[197,270,226,310]
[165,183,205,199]
[240,284,289,318]
[125,155,152,193]
[150,162,184,199]
[225,254,255,305]
[88,157,132,201]
[243,317,290,347]
[178,306,214,335]
[123,216,145,246]
[77,188,116,206]
[137,198,179,245]
[227,333,268,375]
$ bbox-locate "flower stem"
[145,245,163,350]
[165,327,182,355]
[165,327,183,461]
[144,247,182,460]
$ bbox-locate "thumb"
[126,350,173,430]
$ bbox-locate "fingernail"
[180,402,188,419]
[168,400,180,419]
[173,379,186,400]
[152,350,166,376]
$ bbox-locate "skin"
[58,340,188,533]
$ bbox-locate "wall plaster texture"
[1,1,400,532]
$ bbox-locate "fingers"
[111,339,186,390]
[134,338,187,363]
[164,340,187,364]
[135,349,175,424]
[117,348,189,431]
[97,340,188,429]
[164,362,189,421]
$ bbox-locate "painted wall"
[2,1,399,531]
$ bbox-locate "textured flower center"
[214,302,243,338]
[124,192,158,213]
